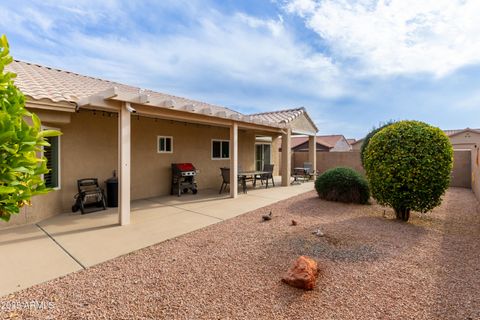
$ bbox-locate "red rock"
[282,256,319,290]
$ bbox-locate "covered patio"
[2,61,319,229]
[0,181,313,296]
[77,86,319,227]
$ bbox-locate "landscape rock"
[312,229,325,237]
[282,256,319,290]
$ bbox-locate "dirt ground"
[1,187,479,320]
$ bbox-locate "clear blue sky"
[1,0,479,138]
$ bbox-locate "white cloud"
[2,2,345,103]
[285,0,480,77]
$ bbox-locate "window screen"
[44,136,59,188]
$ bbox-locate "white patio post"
[230,122,238,198]
[308,135,317,178]
[118,102,131,225]
[281,129,291,186]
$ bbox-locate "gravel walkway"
[2,188,479,319]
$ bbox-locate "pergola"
[78,87,318,226]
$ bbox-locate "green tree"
[363,120,453,221]
[0,35,60,221]
[360,120,395,167]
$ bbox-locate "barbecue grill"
[171,163,198,196]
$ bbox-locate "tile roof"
[250,107,306,124]
[7,60,320,130]
[249,107,318,132]
[443,128,480,136]
[6,60,253,121]
[289,134,346,149]
[290,136,309,148]
[316,135,346,148]
[350,138,364,145]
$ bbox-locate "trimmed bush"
[360,121,395,167]
[364,120,453,221]
[315,167,370,204]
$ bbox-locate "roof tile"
[6,60,319,131]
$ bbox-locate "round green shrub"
[315,167,370,204]
[364,120,453,221]
[360,121,395,167]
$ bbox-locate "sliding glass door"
[255,144,271,171]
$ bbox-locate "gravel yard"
[2,187,480,320]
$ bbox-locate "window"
[157,136,173,153]
[43,135,60,189]
[212,140,229,159]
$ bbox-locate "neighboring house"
[444,128,480,150]
[284,135,352,152]
[3,60,318,228]
[317,135,352,152]
[350,138,364,151]
[288,136,330,152]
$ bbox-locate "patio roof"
[250,107,318,134]
[7,59,319,226]
[7,60,317,132]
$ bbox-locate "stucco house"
[2,60,318,228]
[350,138,364,151]
[444,128,480,150]
[284,134,352,153]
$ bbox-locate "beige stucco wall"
[450,151,471,188]
[0,110,278,229]
[472,147,480,202]
[130,117,257,198]
[350,140,363,151]
[293,151,365,175]
[449,131,480,150]
[292,150,472,188]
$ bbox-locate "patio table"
[238,171,269,193]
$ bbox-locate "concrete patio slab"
[0,181,314,297]
[192,196,276,220]
[0,225,82,297]
[38,205,220,268]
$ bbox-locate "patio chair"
[219,167,246,194]
[72,178,107,214]
[256,164,275,188]
[303,162,316,180]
